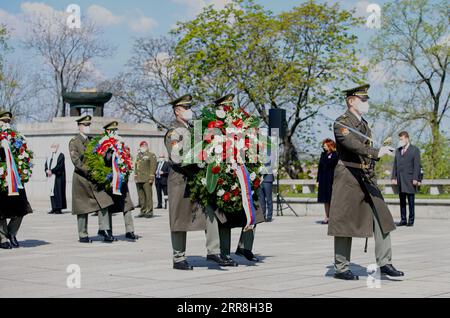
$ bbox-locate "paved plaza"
[1,206,450,298]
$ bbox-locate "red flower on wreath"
[253,178,261,189]
[223,192,231,202]
[232,118,243,129]
[207,120,225,130]
[211,166,221,174]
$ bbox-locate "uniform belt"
[339,160,369,170]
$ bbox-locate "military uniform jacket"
[134,150,157,183]
[328,110,395,238]
[69,134,114,215]
[165,120,206,232]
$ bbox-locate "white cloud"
[20,2,59,18]
[0,9,24,37]
[128,15,158,33]
[171,0,233,18]
[86,5,123,26]
[0,2,158,38]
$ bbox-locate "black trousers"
[399,192,415,223]
[155,178,168,208]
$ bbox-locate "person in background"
[45,143,67,215]
[258,171,274,223]
[135,141,157,218]
[155,154,170,209]
[391,131,421,227]
[317,139,338,225]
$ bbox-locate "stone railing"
[278,179,450,196]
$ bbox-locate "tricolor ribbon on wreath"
[1,138,23,196]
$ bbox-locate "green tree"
[420,135,450,179]
[171,0,366,178]
[369,0,449,172]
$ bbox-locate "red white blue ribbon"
[112,151,123,196]
[1,139,23,196]
[234,163,256,230]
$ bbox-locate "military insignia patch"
[340,127,349,136]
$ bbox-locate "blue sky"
[0,0,388,78]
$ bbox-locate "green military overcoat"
[328,110,396,238]
[165,121,206,232]
[69,134,114,215]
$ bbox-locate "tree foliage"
[171,0,366,177]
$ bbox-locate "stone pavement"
[1,207,450,298]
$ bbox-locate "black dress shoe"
[206,254,235,266]
[98,230,115,242]
[54,210,62,215]
[407,222,414,227]
[220,255,239,267]
[9,236,19,248]
[98,229,115,237]
[334,270,359,280]
[173,260,193,270]
[0,242,13,249]
[48,211,55,214]
[79,237,92,243]
[235,248,259,262]
[397,221,407,226]
[207,254,224,264]
[380,264,404,277]
[125,232,138,240]
[156,206,163,209]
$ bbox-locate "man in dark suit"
[391,131,421,227]
[155,154,170,209]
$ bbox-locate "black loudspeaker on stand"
[268,109,298,217]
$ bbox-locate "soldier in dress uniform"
[210,94,265,265]
[329,84,405,280]
[101,121,137,241]
[69,115,114,243]
[166,94,227,270]
[0,110,33,249]
[135,141,157,218]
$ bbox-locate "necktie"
[157,161,163,178]
[401,147,406,156]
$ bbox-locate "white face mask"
[181,109,193,122]
[81,125,90,135]
[355,100,370,115]
[398,140,407,148]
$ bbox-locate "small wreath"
[84,134,133,191]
